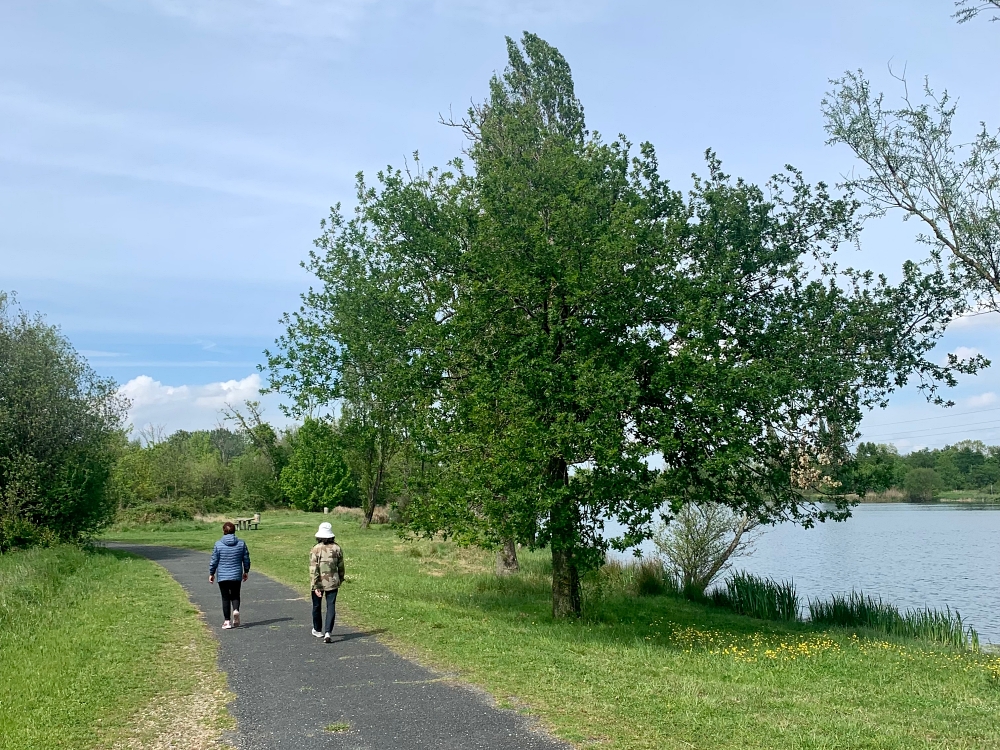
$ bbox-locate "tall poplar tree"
[269,34,976,617]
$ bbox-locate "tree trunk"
[496,538,519,575]
[548,458,581,618]
[362,462,385,529]
[551,544,581,618]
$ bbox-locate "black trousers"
[218,580,241,620]
[312,588,338,633]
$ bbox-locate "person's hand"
[208,575,214,584]
[242,573,248,582]
[314,589,323,598]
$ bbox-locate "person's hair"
[223,521,235,535]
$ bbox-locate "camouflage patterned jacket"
[309,542,345,591]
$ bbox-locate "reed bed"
[808,591,980,651]
[712,571,801,622]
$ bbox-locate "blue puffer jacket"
[209,534,251,581]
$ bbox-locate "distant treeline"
[112,413,424,525]
[847,441,1000,501]
[112,425,287,522]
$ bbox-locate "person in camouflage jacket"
[310,521,345,643]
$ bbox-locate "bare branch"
[954,0,1000,24]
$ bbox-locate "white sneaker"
[324,632,332,643]
[311,629,324,638]
[232,610,240,627]
[222,620,232,629]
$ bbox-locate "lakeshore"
[96,510,1000,749]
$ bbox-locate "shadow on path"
[335,628,389,643]
[239,617,295,630]
[106,543,568,750]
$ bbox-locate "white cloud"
[195,374,265,409]
[948,309,1000,330]
[119,373,280,434]
[948,346,985,365]
[120,374,192,407]
[966,392,998,408]
[938,345,986,368]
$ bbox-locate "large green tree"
[269,34,975,617]
[263,184,447,525]
[280,418,353,512]
[0,293,127,548]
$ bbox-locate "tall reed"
[808,591,979,652]
[713,571,800,622]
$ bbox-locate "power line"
[862,422,1000,443]
[864,415,1000,439]
[863,404,1000,428]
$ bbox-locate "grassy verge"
[854,489,1000,503]
[107,510,1000,750]
[937,489,1000,503]
[0,545,232,750]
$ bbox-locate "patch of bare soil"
[111,639,235,750]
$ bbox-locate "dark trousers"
[219,580,242,620]
[312,588,338,633]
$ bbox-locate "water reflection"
[605,503,1000,643]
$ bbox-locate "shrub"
[113,500,196,526]
[903,467,944,501]
[0,516,42,552]
[653,503,756,598]
[231,453,282,510]
[280,418,354,512]
[0,294,126,544]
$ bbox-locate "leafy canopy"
[268,34,976,615]
[0,293,127,548]
[280,418,353,512]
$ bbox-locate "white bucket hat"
[315,522,335,539]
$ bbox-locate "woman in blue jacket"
[208,521,251,629]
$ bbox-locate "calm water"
[606,503,1000,643]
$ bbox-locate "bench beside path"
[108,544,569,750]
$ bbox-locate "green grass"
[0,545,230,749]
[854,489,1000,503]
[107,510,1000,750]
[324,722,351,732]
[937,489,1000,503]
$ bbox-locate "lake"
[606,503,1000,644]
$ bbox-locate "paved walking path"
[109,544,568,750]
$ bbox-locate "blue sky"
[2,0,998,448]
